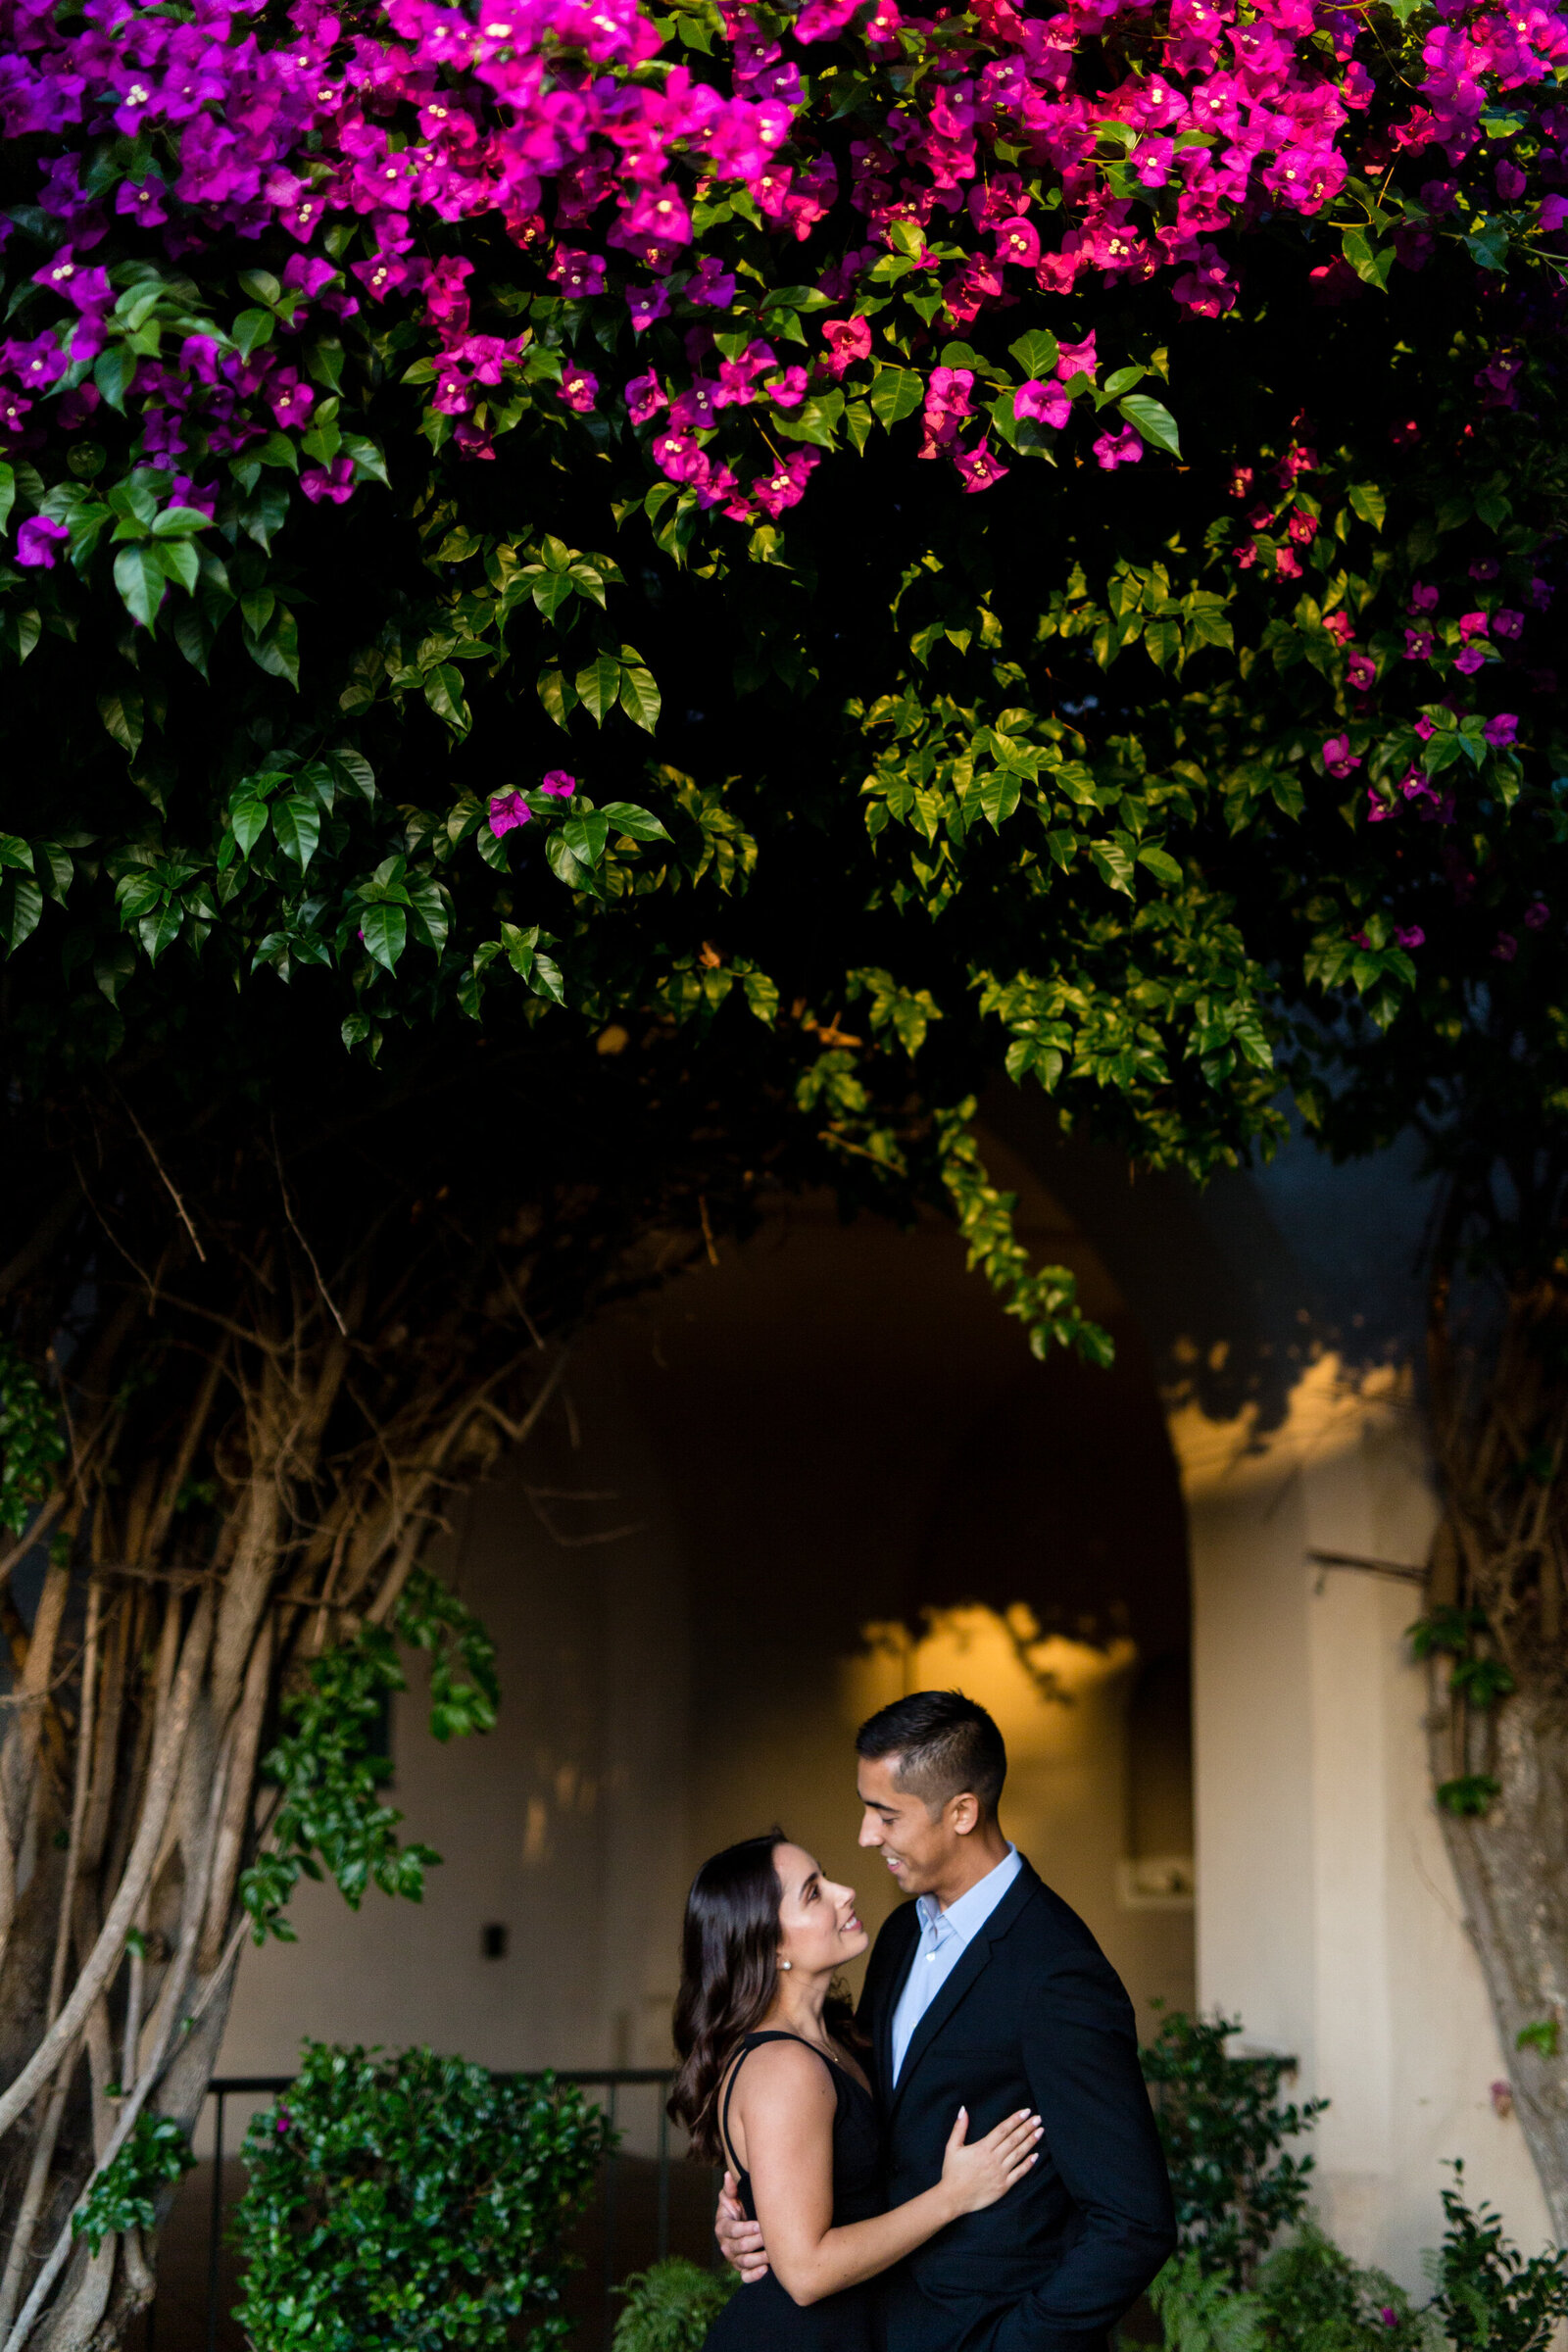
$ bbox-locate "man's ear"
[949,1791,979,1837]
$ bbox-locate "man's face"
[857,1753,958,1896]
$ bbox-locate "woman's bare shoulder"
[732,2037,837,2115]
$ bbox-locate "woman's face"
[773,1842,868,1977]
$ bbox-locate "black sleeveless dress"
[704,2031,883,2352]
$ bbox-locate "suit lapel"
[875,1904,920,2104]
[887,1861,1039,2119]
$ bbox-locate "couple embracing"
[667,1691,1177,2352]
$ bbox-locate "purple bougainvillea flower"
[1493,610,1524,639]
[558,367,599,412]
[1454,644,1487,675]
[301,457,356,504]
[16,514,69,568]
[540,771,575,798]
[1408,581,1440,612]
[1493,933,1518,961]
[625,284,671,333]
[115,177,169,225]
[1395,927,1424,949]
[1484,713,1519,747]
[488,791,531,837]
[1348,653,1376,691]
[1055,333,1099,383]
[626,370,666,425]
[1324,735,1361,778]
[1525,901,1549,930]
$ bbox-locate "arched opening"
[220,1140,1194,2069]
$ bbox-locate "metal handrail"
[181,2068,683,2352]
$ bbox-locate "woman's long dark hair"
[668,1831,788,2162]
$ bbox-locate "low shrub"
[232,2041,611,2352]
[612,2257,739,2352]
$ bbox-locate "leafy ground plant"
[1423,2164,1568,2352]
[1141,2009,1327,2287]
[612,2258,739,2352]
[233,2043,612,2352]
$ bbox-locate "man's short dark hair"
[856,1690,1006,1816]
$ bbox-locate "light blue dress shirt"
[889,1844,1022,2083]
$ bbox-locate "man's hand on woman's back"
[715,2174,771,2282]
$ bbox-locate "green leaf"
[979,770,1022,830]
[331,750,377,803]
[531,951,565,1004]
[774,392,844,450]
[1090,836,1137,896]
[271,794,320,874]
[423,662,471,736]
[869,368,923,427]
[617,656,662,733]
[229,798,270,858]
[246,608,300,688]
[742,969,780,1024]
[562,813,610,868]
[1009,330,1059,380]
[113,544,168,630]
[150,506,215,539]
[1137,844,1184,888]
[0,464,15,536]
[98,689,145,759]
[600,802,671,843]
[546,834,596,892]
[359,901,407,972]
[153,537,201,596]
[407,877,449,955]
[1348,482,1386,532]
[1,873,43,953]
[574,653,621,724]
[1117,395,1181,459]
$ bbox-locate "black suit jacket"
[857,1858,1175,2352]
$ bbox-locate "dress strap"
[718,2034,836,2175]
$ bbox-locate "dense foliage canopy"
[0,0,1564,1357]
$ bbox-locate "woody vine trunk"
[1422,1202,1568,2242]
[0,1015,769,2352]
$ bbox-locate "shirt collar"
[914,1843,1019,1944]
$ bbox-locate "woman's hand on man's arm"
[715,2178,771,2282]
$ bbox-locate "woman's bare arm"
[732,2041,1040,2308]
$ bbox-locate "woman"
[668,1831,1042,2351]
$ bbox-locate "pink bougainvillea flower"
[763,366,808,410]
[1093,426,1142,469]
[540,771,576,798]
[821,316,871,379]
[1395,926,1425,949]
[752,450,818,518]
[1322,612,1354,645]
[559,367,599,413]
[1459,610,1490,638]
[1055,334,1099,383]
[956,439,1008,493]
[1366,790,1395,823]
[1014,379,1070,428]
[1404,630,1435,661]
[1324,735,1361,778]
[1408,582,1440,612]
[626,370,666,425]
[994,217,1041,268]
[488,792,531,837]
[1348,653,1376,691]
[16,514,69,567]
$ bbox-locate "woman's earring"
[779,1960,792,1971]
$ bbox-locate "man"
[716,1690,1176,2352]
